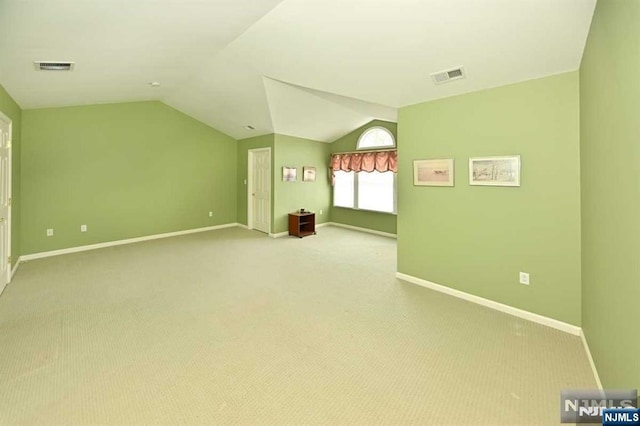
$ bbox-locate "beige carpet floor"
[0,226,595,425]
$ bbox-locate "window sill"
[332,206,397,216]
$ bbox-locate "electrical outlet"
[46,228,54,237]
[319,209,323,215]
[519,272,530,285]
[81,224,87,232]
[244,179,247,185]
[209,211,213,217]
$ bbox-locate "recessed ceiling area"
[0,0,596,141]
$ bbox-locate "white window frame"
[356,126,396,150]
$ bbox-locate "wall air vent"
[34,61,75,71]
[430,67,466,85]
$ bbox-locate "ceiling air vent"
[34,61,75,71]
[430,67,465,85]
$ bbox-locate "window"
[358,170,395,213]
[357,127,395,150]
[331,127,397,214]
[333,171,355,208]
[333,170,396,213]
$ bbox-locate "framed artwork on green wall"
[303,166,316,182]
[282,166,297,182]
[469,155,521,187]
[413,159,454,186]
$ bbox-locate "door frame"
[0,110,12,286]
[247,147,271,233]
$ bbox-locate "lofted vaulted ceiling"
[0,0,596,142]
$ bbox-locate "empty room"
[0,0,638,424]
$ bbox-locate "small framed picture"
[469,155,521,187]
[413,159,454,186]
[282,166,297,182]
[303,166,316,182]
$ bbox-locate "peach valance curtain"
[330,150,398,173]
[329,150,397,185]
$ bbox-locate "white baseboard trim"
[236,223,249,230]
[10,257,21,279]
[396,272,581,336]
[580,330,603,389]
[21,223,240,261]
[316,222,330,228]
[269,231,289,238]
[327,222,397,239]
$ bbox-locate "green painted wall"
[236,134,275,231]
[273,134,331,234]
[329,120,397,235]
[21,101,237,254]
[0,84,22,268]
[580,1,640,388]
[398,72,581,325]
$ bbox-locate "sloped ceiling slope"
[262,78,397,142]
[0,0,596,141]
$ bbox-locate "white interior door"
[0,113,11,295]
[249,148,271,234]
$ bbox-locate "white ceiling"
[0,0,596,142]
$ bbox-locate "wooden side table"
[288,212,316,238]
